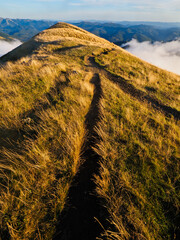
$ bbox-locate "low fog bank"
[0,40,22,57]
[122,39,180,75]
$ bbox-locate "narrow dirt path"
[53,73,109,240]
[87,55,180,121]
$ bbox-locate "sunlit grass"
[95,49,180,111]
[95,76,180,240]
[0,22,179,239]
[0,29,96,238]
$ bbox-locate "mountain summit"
[0,23,179,240]
[0,22,116,61]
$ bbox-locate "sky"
[0,0,180,22]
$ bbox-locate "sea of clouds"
[0,39,22,57]
[122,39,180,75]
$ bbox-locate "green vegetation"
[0,22,179,239]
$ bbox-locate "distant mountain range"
[114,21,180,29]
[0,18,57,41]
[74,22,180,45]
[1,18,180,44]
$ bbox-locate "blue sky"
[0,0,180,21]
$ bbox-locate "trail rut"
[88,55,180,121]
[53,73,108,240]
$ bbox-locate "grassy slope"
[0,23,113,239]
[96,77,179,239]
[0,23,179,239]
[95,49,180,111]
[94,48,179,239]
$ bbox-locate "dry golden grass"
[95,49,180,111]
[0,31,97,238]
[0,22,179,240]
[95,75,180,240]
[35,22,117,48]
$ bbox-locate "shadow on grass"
[0,74,69,161]
[90,56,180,121]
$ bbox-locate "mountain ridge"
[0,22,179,240]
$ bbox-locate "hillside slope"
[0,23,179,240]
[0,31,14,41]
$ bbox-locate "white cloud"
[0,40,22,57]
[123,39,180,75]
